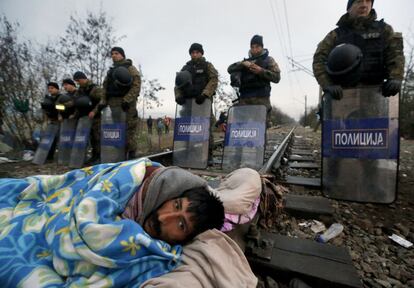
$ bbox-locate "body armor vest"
[41,94,59,120]
[57,92,76,119]
[75,84,98,117]
[182,60,209,98]
[335,20,386,84]
[106,62,132,98]
[240,55,271,98]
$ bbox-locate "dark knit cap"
[47,82,59,90]
[111,47,126,58]
[73,71,87,80]
[62,78,76,87]
[250,35,264,47]
[189,43,204,55]
[347,0,374,10]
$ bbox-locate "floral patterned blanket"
[0,158,182,287]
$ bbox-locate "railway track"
[143,126,363,288]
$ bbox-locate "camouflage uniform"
[313,10,404,89]
[102,58,141,156]
[175,57,218,153]
[228,49,281,125]
[75,81,105,158]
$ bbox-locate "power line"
[283,0,294,61]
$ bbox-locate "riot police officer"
[227,35,281,126]
[313,0,405,99]
[174,43,218,161]
[174,43,218,105]
[73,71,104,164]
[56,78,77,121]
[40,82,61,160]
[102,47,141,160]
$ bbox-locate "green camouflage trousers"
[107,98,138,153]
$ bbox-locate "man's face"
[144,197,195,244]
[111,51,124,62]
[47,86,59,95]
[63,83,76,93]
[75,79,88,87]
[348,0,372,18]
[250,44,264,57]
[190,50,203,61]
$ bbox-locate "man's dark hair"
[183,186,224,239]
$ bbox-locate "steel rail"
[259,126,296,175]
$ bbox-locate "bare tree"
[213,75,236,117]
[59,9,123,84]
[0,16,43,143]
[400,31,414,138]
[138,68,165,120]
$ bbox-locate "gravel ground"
[1,126,413,287]
[268,127,414,288]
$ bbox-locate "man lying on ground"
[0,158,224,287]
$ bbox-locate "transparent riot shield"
[322,85,399,203]
[57,118,77,165]
[173,98,211,169]
[69,116,92,168]
[32,123,59,165]
[222,105,267,172]
[101,106,126,163]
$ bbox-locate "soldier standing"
[228,35,281,127]
[56,78,77,121]
[73,71,104,164]
[174,43,218,158]
[312,0,404,100]
[103,47,141,159]
[40,82,61,159]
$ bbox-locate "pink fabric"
[221,196,260,232]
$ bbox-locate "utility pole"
[304,95,307,126]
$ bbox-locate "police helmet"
[175,71,192,89]
[112,66,132,87]
[326,43,363,86]
[74,96,92,108]
[56,94,72,105]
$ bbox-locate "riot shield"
[57,118,77,165]
[322,85,399,203]
[101,106,126,163]
[222,105,267,172]
[69,116,92,168]
[173,98,211,169]
[32,123,59,165]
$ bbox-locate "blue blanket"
[0,158,182,287]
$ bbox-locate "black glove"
[121,101,130,112]
[175,95,185,105]
[323,85,343,100]
[382,79,401,97]
[195,94,207,105]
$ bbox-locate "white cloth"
[141,229,257,288]
[214,168,261,214]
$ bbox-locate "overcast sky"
[1,0,413,119]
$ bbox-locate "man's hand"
[323,85,343,100]
[195,94,207,105]
[175,95,185,105]
[58,115,63,122]
[242,61,252,68]
[121,101,130,112]
[249,63,264,74]
[69,114,75,119]
[382,79,401,97]
[88,111,95,119]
